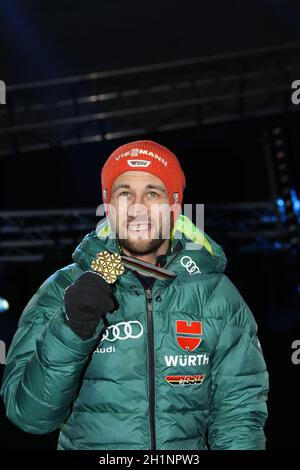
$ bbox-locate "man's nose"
[128,200,148,220]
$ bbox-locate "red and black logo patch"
[165,374,205,386]
[176,320,203,352]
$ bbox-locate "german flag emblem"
[165,374,205,386]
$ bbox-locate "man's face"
[108,171,172,256]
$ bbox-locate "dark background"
[1,0,300,451]
[1,0,300,85]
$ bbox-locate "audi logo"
[180,256,201,275]
[101,321,144,342]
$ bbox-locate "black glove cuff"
[64,314,102,340]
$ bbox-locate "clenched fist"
[64,271,117,340]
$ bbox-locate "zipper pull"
[146,289,152,299]
[145,289,153,307]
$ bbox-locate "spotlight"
[0,297,9,313]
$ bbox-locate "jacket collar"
[72,214,227,286]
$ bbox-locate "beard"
[117,233,167,256]
[116,216,172,256]
[112,208,173,257]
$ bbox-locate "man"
[0,140,269,450]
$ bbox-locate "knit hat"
[101,140,186,224]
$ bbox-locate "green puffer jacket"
[0,214,269,450]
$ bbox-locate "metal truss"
[0,208,96,262]
[1,43,300,157]
[0,202,294,263]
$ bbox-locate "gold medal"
[90,251,125,284]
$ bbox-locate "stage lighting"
[0,297,9,313]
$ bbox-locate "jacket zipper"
[145,287,156,450]
[141,244,183,450]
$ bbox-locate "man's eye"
[119,191,130,197]
[148,192,159,198]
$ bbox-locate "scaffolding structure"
[0,201,293,262]
[1,43,300,157]
[1,44,300,262]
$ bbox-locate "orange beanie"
[101,140,186,223]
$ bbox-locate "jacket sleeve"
[0,268,107,435]
[207,275,269,450]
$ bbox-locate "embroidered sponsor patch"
[164,354,209,367]
[180,255,201,276]
[115,148,168,167]
[165,374,205,386]
[127,159,151,167]
[176,320,203,352]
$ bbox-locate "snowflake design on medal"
[91,251,125,284]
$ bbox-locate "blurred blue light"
[0,298,9,313]
[276,198,287,222]
[261,215,278,223]
[276,198,285,207]
[290,189,300,213]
